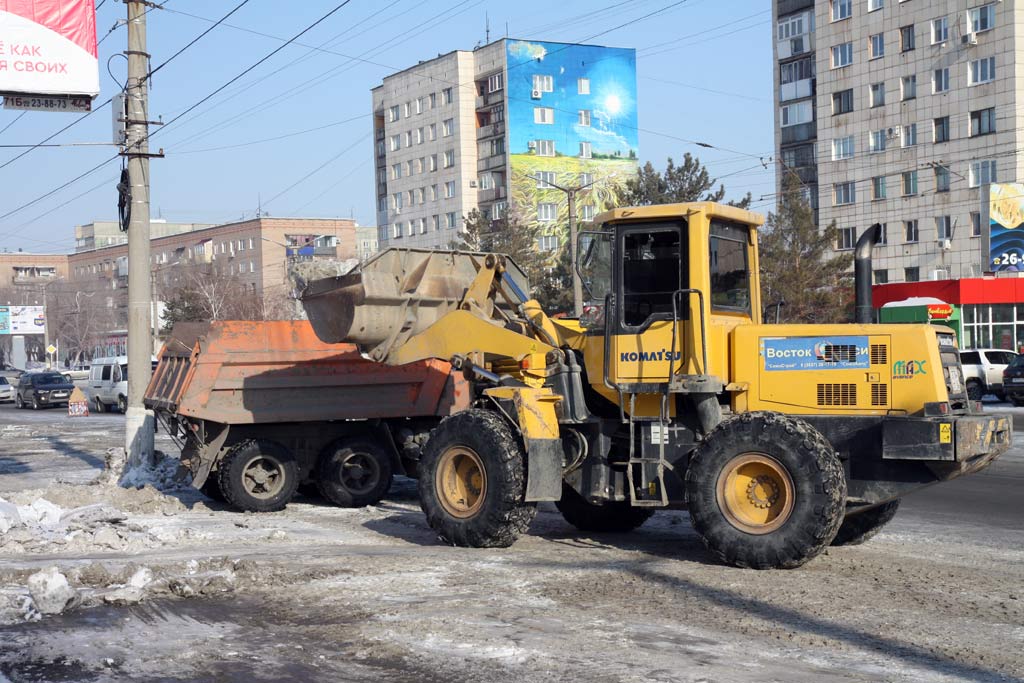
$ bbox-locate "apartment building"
[74,219,212,252]
[372,38,639,252]
[774,0,1016,284]
[0,252,69,296]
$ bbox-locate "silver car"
[0,376,13,403]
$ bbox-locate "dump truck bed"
[144,320,465,425]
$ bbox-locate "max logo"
[620,350,682,362]
[893,360,927,379]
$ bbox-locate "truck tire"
[831,500,900,546]
[966,379,984,401]
[418,409,536,548]
[555,484,653,532]
[316,438,393,507]
[217,439,299,513]
[200,477,226,503]
[117,395,128,413]
[93,397,106,413]
[685,411,846,570]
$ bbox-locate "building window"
[872,175,887,200]
[535,171,556,188]
[837,227,856,250]
[832,0,852,22]
[969,159,996,187]
[406,221,414,236]
[389,134,400,151]
[580,205,595,221]
[392,192,403,210]
[577,78,590,94]
[932,16,948,43]
[533,74,553,92]
[780,57,814,84]
[901,123,917,147]
[579,172,594,186]
[970,107,996,136]
[538,234,559,251]
[419,218,428,234]
[444,212,456,229]
[430,184,438,201]
[900,74,916,100]
[831,89,856,115]
[442,118,454,136]
[905,219,919,242]
[414,128,424,144]
[869,130,887,153]
[877,223,888,245]
[972,212,982,237]
[442,87,453,105]
[388,105,399,122]
[782,100,814,125]
[490,138,504,156]
[392,223,402,239]
[902,171,918,196]
[428,92,437,109]
[970,4,995,32]
[874,269,889,284]
[933,68,950,93]
[869,0,883,10]
[832,135,854,160]
[534,107,554,124]
[900,25,915,51]
[869,82,885,107]
[777,13,805,40]
[934,116,950,143]
[535,139,555,157]
[969,56,996,85]
[406,160,415,176]
[579,142,592,159]
[414,98,423,115]
[833,181,856,205]
[432,215,440,231]
[487,73,504,93]
[479,173,494,190]
[936,215,952,239]
[443,150,455,168]
[869,33,884,59]
[537,203,558,221]
[428,123,437,141]
[905,266,920,282]
[391,163,402,180]
[935,165,951,192]
[578,110,591,126]
[428,154,438,171]
[444,181,456,198]
[831,42,853,68]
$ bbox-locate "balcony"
[478,185,507,203]
[477,153,506,172]
[474,92,502,109]
[777,0,814,16]
[776,33,814,61]
[779,78,814,102]
[781,121,816,145]
[477,121,505,140]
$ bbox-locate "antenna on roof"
[256,193,262,219]
[486,12,490,43]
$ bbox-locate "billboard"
[986,183,1024,272]
[0,0,99,98]
[504,40,638,241]
[0,305,45,335]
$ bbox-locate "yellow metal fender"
[484,385,564,501]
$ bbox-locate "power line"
[143,0,253,84]
[262,133,369,208]
[174,114,365,155]
[0,112,26,137]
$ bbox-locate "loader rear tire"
[316,438,393,507]
[556,484,654,532]
[419,409,536,548]
[218,439,299,513]
[831,499,900,546]
[685,411,846,570]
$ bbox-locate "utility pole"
[123,0,155,464]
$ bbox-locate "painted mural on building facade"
[504,40,638,243]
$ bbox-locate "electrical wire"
[0,112,27,137]
[143,0,253,83]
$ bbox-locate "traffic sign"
[46,344,57,355]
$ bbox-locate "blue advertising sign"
[0,307,8,335]
[761,336,870,372]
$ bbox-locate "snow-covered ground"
[0,402,1021,682]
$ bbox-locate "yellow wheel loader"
[300,202,1010,569]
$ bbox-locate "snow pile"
[99,447,190,492]
[0,495,159,555]
[27,567,80,615]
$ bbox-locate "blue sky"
[0,0,773,253]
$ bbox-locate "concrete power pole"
[123,0,155,464]
[538,175,600,318]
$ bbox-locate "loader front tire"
[419,409,536,548]
[556,484,654,532]
[218,439,299,513]
[685,412,846,569]
[831,499,900,546]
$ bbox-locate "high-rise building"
[772,0,1012,284]
[372,38,639,253]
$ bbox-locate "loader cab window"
[620,226,686,328]
[709,220,751,314]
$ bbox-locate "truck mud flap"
[525,438,563,502]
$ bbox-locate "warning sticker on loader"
[760,336,870,372]
[939,423,952,444]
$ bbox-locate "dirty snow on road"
[0,402,1021,682]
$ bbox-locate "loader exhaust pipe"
[854,223,882,324]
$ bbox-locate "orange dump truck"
[144,320,468,512]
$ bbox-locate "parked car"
[0,376,14,403]
[0,364,23,385]
[63,364,91,382]
[959,348,1019,400]
[14,372,75,410]
[1002,354,1024,405]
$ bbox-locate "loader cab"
[577,202,763,394]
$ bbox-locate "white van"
[87,356,130,413]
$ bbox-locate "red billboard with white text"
[0,0,98,97]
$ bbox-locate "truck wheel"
[93,397,106,413]
[218,439,299,513]
[685,411,846,570]
[831,500,900,546]
[200,477,226,503]
[14,394,23,409]
[117,395,128,413]
[966,379,984,401]
[555,484,653,532]
[419,409,536,548]
[316,439,393,507]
